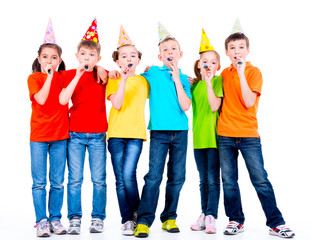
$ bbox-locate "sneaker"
[122,221,136,236]
[269,225,295,238]
[89,218,104,233]
[50,220,67,235]
[162,219,180,233]
[35,219,51,237]
[223,221,244,235]
[134,224,150,238]
[68,217,81,235]
[190,213,205,231]
[205,215,216,234]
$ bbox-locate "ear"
[158,53,163,62]
[225,49,229,56]
[217,65,221,71]
[37,56,42,65]
[58,58,63,65]
[75,52,79,60]
[179,50,183,59]
[97,56,102,63]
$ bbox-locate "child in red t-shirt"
[59,19,108,234]
[28,42,69,237]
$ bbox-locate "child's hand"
[97,66,108,85]
[120,67,130,81]
[76,63,86,78]
[44,64,54,76]
[235,57,246,75]
[168,62,180,83]
[144,65,151,72]
[108,70,120,79]
[188,77,194,86]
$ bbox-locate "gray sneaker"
[50,220,67,235]
[89,218,104,233]
[122,221,136,236]
[68,217,81,235]
[35,219,51,237]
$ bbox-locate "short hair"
[112,44,142,62]
[225,32,249,51]
[158,37,181,51]
[77,40,101,55]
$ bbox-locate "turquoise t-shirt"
[191,76,223,149]
[141,65,192,130]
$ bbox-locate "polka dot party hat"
[199,29,214,53]
[43,18,57,44]
[231,18,244,34]
[158,22,175,45]
[82,18,99,43]
[117,25,133,48]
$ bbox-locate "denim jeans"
[137,130,188,227]
[193,148,220,218]
[218,136,285,228]
[108,138,143,224]
[67,132,107,220]
[30,139,67,223]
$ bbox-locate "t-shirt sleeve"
[27,74,41,101]
[106,78,120,100]
[213,76,224,98]
[59,70,76,88]
[248,67,263,96]
[182,74,192,100]
[140,66,155,83]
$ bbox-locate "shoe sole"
[135,233,149,238]
[90,228,103,233]
[37,233,50,237]
[205,229,216,234]
[68,230,80,235]
[224,228,244,235]
[190,226,205,231]
[163,228,180,233]
[269,231,295,238]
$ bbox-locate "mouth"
[166,57,173,62]
[84,65,89,71]
[234,57,243,66]
[128,63,133,68]
[203,64,209,70]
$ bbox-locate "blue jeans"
[194,148,220,218]
[108,138,143,224]
[137,130,188,227]
[218,136,285,228]
[30,139,67,223]
[67,132,107,220]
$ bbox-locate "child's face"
[76,46,101,71]
[37,47,62,74]
[158,39,183,67]
[116,45,140,73]
[198,51,220,76]
[226,39,249,67]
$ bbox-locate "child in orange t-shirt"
[218,21,295,238]
[28,20,69,237]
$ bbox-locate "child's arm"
[237,63,257,108]
[109,67,130,110]
[34,66,53,105]
[95,66,108,85]
[204,73,221,112]
[169,62,191,111]
[59,64,85,105]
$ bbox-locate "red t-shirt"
[62,69,108,133]
[27,72,69,142]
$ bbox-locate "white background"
[0,0,310,239]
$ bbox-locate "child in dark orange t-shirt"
[218,20,295,238]
[28,20,69,237]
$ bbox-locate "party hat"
[231,18,244,34]
[199,29,214,53]
[158,22,175,44]
[43,19,57,44]
[82,18,99,43]
[117,25,133,48]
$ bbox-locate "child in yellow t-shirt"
[106,26,149,236]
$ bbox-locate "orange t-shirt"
[28,72,69,142]
[218,62,263,137]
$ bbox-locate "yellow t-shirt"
[107,75,149,140]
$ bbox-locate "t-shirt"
[141,65,191,130]
[62,69,108,133]
[106,75,149,140]
[27,72,69,142]
[191,76,223,149]
[218,62,263,137]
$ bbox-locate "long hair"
[32,43,66,73]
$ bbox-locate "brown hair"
[32,43,66,73]
[77,40,101,55]
[225,32,249,51]
[193,50,220,84]
[112,44,142,62]
[158,37,181,51]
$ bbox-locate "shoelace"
[227,221,239,228]
[51,220,63,229]
[122,221,134,231]
[34,221,49,229]
[70,219,80,227]
[91,219,102,226]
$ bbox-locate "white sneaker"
[223,221,244,235]
[122,220,136,236]
[205,215,216,234]
[190,213,206,231]
[89,218,104,233]
[269,225,295,238]
[68,217,81,235]
[35,219,51,237]
[50,220,67,235]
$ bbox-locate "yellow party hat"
[199,29,214,53]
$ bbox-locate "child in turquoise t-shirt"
[190,30,223,234]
